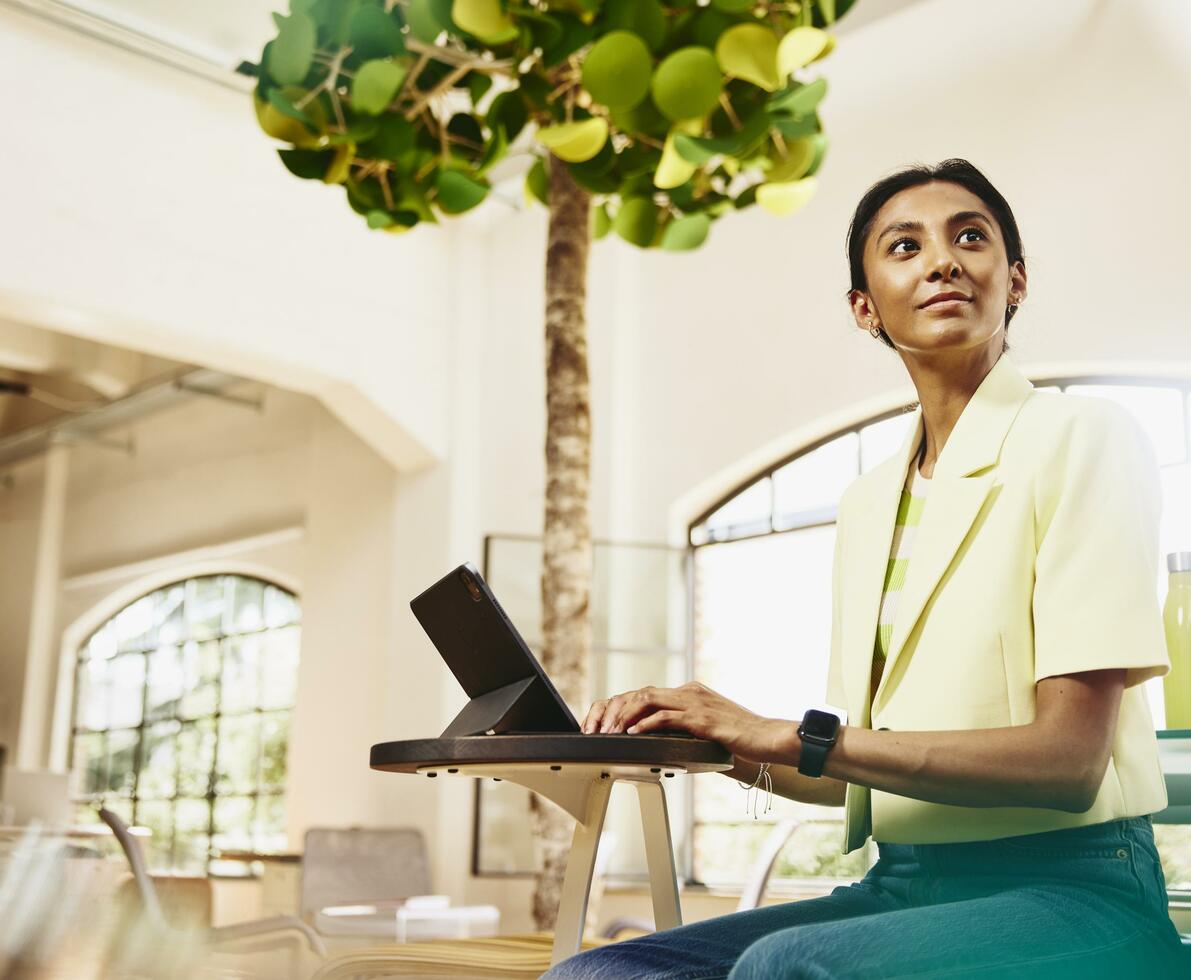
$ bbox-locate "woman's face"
[849,181,1027,357]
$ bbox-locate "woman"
[542,160,1187,978]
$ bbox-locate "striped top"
[869,439,933,706]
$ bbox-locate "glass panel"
[71,733,107,798]
[185,576,227,641]
[693,816,865,886]
[693,525,835,722]
[113,594,156,653]
[593,548,687,653]
[259,626,300,709]
[75,657,110,732]
[702,478,771,541]
[213,796,254,853]
[259,712,289,791]
[1066,384,1185,466]
[1154,824,1191,891]
[221,634,260,715]
[102,796,134,825]
[484,537,543,643]
[82,622,118,662]
[263,584,301,629]
[174,798,211,873]
[475,780,537,874]
[859,412,916,474]
[176,719,216,797]
[145,644,183,721]
[254,794,287,852]
[229,577,265,634]
[154,584,186,646]
[138,721,180,800]
[107,653,146,730]
[772,433,858,528]
[105,728,139,797]
[216,714,260,795]
[179,640,220,720]
[137,799,174,871]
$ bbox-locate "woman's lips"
[921,298,970,312]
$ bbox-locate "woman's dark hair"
[845,158,1025,352]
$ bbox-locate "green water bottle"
[1163,552,1191,730]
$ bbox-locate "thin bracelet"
[735,762,773,819]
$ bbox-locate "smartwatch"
[797,709,841,778]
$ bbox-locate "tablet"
[410,561,581,736]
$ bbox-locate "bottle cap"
[1168,552,1191,573]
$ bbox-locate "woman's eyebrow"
[875,210,994,245]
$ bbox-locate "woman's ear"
[1008,260,1028,306]
[849,289,879,332]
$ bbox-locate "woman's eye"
[958,227,985,243]
[889,238,916,254]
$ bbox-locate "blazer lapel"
[841,355,1036,724]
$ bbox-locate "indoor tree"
[252,0,856,930]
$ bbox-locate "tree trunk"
[531,153,593,932]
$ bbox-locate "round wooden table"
[370,734,733,965]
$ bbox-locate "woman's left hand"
[581,682,799,765]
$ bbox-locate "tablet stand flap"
[439,676,537,738]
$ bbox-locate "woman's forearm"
[723,758,847,807]
[787,723,1092,813]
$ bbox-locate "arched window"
[68,574,301,873]
[687,375,1191,887]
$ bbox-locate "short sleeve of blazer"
[1032,399,1169,689]
[825,514,847,713]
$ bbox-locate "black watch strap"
[797,738,832,778]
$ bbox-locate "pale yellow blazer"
[825,353,1170,853]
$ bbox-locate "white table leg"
[635,780,682,932]
[550,775,614,966]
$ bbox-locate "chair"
[300,826,500,941]
[97,808,326,958]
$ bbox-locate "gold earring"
[867,317,880,338]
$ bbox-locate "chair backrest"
[299,827,433,918]
[98,807,167,929]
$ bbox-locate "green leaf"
[351,59,408,115]
[756,174,817,216]
[716,23,781,92]
[278,147,335,179]
[468,72,493,105]
[452,0,518,44]
[525,157,549,207]
[536,118,609,163]
[436,168,490,214]
[582,31,653,111]
[710,0,755,11]
[324,141,355,184]
[267,87,316,127]
[406,0,448,43]
[660,213,712,250]
[367,209,396,228]
[777,26,834,76]
[542,15,597,67]
[602,0,666,51]
[358,113,416,160]
[651,47,723,121]
[674,109,770,164]
[771,113,819,140]
[614,197,658,248]
[592,202,612,239]
[768,77,827,117]
[348,5,407,60]
[267,12,316,86]
[476,122,508,176]
[486,90,529,142]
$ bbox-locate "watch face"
[800,709,841,740]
